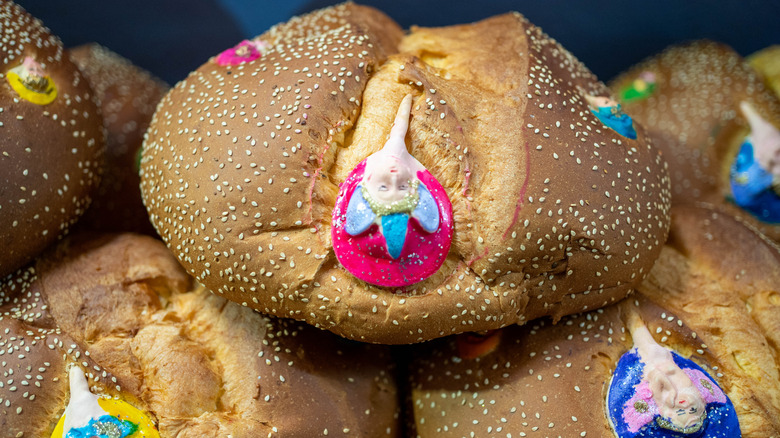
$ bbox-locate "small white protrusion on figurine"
[627,315,706,430]
[61,366,109,434]
[740,101,780,179]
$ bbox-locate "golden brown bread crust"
[0,233,401,437]
[140,4,670,344]
[609,40,780,241]
[0,1,105,277]
[407,205,780,436]
[69,43,169,235]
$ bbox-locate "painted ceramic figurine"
[619,71,657,103]
[6,56,57,105]
[586,94,638,140]
[332,94,453,288]
[607,316,740,437]
[215,39,270,66]
[51,366,159,438]
[729,101,780,223]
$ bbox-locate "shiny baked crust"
[69,43,169,235]
[610,40,780,241]
[407,204,780,436]
[140,3,670,344]
[0,1,104,277]
[0,233,400,437]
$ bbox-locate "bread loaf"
[407,204,780,436]
[140,3,670,344]
[0,233,401,437]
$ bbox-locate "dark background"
[15,0,780,85]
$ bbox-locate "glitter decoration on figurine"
[215,39,270,66]
[332,94,453,288]
[606,316,740,437]
[51,366,160,438]
[729,101,780,223]
[586,94,637,140]
[6,56,58,105]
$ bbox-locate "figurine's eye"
[378,185,388,191]
[398,184,408,191]
[689,407,697,413]
[676,409,686,416]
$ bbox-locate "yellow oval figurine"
[51,366,159,438]
[6,56,58,105]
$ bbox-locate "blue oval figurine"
[729,102,780,223]
[607,318,740,437]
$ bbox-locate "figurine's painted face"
[655,379,706,429]
[364,150,416,204]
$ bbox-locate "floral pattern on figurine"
[586,94,637,140]
[332,94,453,288]
[729,101,780,223]
[607,317,740,437]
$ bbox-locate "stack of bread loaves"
[609,41,780,241]
[0,233,401,437]
[2,1,779,437]
[406,204,780,436]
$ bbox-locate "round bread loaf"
[0,232,401,437]
[407,204,780,437]
[0,1,105,277]
[69,43,169,235]
[609,40,780,241]
[140,3,670,344]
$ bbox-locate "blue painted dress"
[65,415,138,438]
[730,139,780,223]
[591,104,637,140]
[607,349,740,437]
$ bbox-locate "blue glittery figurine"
[586,94,637,140]
[729,102,780,223]
[607,318,740,437]
[66,416,138,438]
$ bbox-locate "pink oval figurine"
[332,95,453,288]
[215,39,269,66]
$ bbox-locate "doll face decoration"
[331,94,453,288]
[52,366,159,438]
[729,101,780,223]
[586,94,637,140]
[607,319,740,437]
[6,56,58,105]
